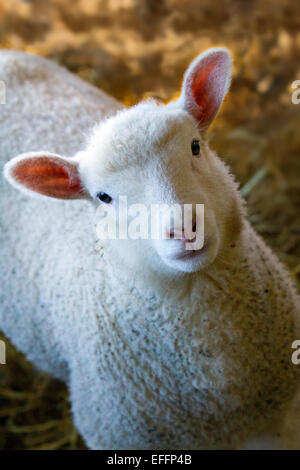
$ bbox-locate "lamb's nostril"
[166,223,196,241]
[166,227,184,240]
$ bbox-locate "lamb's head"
[4,48,244,276]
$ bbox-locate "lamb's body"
[0,51,300,449]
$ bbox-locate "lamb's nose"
[168,221,197,242]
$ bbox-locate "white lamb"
[1,48,300,450]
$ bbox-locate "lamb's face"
[4,48,242,275]
[78,101,243,274]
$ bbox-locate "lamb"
[1,48,300,450]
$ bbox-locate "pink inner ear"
[12,156,83,199]
[185,52,229,128]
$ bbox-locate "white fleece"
[0,51,300,450]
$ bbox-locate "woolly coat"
[0,51,299,449]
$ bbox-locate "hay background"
[0,0,299,449]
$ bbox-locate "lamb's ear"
[3,152,89,200]
[179,47,232,129]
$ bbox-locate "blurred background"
[0,0,299,449]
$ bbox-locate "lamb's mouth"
[170,242,207,261]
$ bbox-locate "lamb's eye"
[191,139,201,156]
[97,192,112,204]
